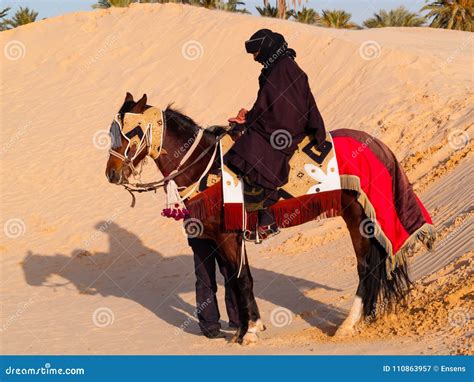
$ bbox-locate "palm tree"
[2,7,38,29]
[217,0,249,13]
[92,0,134,8]
[256,3,278,17]
[421,0,472,31]
[364,6,426,28]
[258,0,303,19]
[189,0,247,12]
[317,9,360,29]
[293,6,319,24]
[0,7,10,31]
[0,7,9,18]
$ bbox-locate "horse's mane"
[165,104,201,135]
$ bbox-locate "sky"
[0,0,429,24]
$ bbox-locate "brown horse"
[105,92,416,345]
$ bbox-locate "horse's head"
[105,92,164,184]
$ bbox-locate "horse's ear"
[124,92,134,103]
[119,92,136,113]
[131,94,147,113]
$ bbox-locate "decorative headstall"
[108,106,165,176]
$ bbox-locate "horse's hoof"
[230,330,241,343]
[255,319,266,332]
[334,325,355,338]
[242,331,258,345]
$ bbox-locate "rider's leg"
[242,178,280,241]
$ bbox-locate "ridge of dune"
[0,4,472,355]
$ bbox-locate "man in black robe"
[224,29,326,242]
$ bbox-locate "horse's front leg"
[237,261,264,345]
[241,248,266,342]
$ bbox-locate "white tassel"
[161,180,189,220]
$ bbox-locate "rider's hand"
[228,108,248,124]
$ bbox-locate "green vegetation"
[92,0,134,8]
[0,6,39,30]
[291,6,319,24]
[364,6,426,27]
[421,0,472,31]
[317,9,360,29]
[92,0,248,13]
[255,3,292,19]
[1,1,471,32]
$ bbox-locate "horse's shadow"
[22,222,346,335]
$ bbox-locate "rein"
[122,132,227,195]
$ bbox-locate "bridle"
[107,107,227,207]
[108,107,165,178]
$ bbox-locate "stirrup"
[243,224,280,244]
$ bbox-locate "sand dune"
[0,4,472,354]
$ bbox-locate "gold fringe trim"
[340,175,436,279]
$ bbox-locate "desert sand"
[0,4,472,355]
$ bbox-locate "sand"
[0,3,472,354]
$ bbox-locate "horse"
[104,92,418,345]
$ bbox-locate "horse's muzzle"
[107,168,123,184]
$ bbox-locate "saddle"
[184,131,342,231]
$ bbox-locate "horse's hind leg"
[335,191,371,337]
[238,255,266,345]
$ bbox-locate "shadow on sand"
[22,221,346,335]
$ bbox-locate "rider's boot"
[244,208,280,243]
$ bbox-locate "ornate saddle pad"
[220,131,341,204]
[185,132,342,230]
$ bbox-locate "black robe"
[224,55,326,189]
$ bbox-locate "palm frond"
[364,6,425,28]
[421,0,472,31]
[317,9,360,29]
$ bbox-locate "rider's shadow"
[22,222,345,335]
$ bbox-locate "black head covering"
[245,29,296,87]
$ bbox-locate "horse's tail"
[361,239,412,318]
